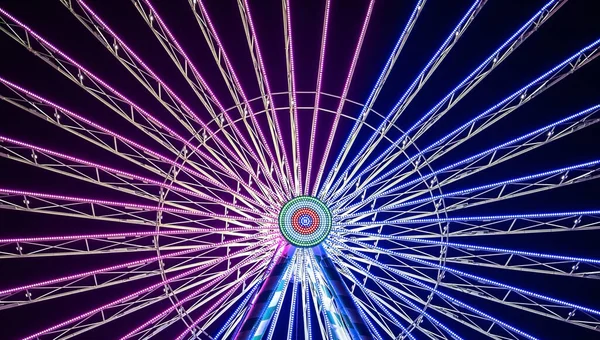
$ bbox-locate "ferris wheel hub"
[278,196,332,247]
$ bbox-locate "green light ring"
[278,196,332,247]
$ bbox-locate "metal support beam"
[313,246,371,340]
[305,249,351,340]
[234,245,296,339]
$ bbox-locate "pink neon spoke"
[242,0,295,193]
[195,0,288,199]
[76,0,275,203]
[0,8,277,205]
[0,188,275,223]
[313,0,376,194]
[0,135,265,215]
[142,0,284,201]
[0,227,275,244]
[122,249,272,340]
[0,233,273,297]
[0,76,275,211]
[21,237,278,340]
[307,0,332,195]
[284,0,302,195]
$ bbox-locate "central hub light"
[278,196,332,248]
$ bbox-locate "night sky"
[1,0,600,339]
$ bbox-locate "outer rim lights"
[279,196,332,247]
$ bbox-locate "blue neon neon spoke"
[335,236,600,317]
[326,246,445,340]
[325,0,579,203]
[321,0,485,199]
[339,230,600,265]
[317,0,427,199]
[336,210,600,225]
[329,239,541,340]
[339,159,600,220]
[332,103,600,212]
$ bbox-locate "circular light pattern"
[279,196,332,247]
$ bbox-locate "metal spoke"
[327,0,569,201]
[65,0,280,203]
[340,159,600,222]
[321,0,486,199]
[237,0,293,194]
[190,0,287,202]
[281,0,302,195]
[334,103,600,214]
[312,0,376,194]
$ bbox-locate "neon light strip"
[0,134,266,215]
[241,0,294,194]
[0,77,271,210]
[195,0,288,200]
[0,7,276,204]
[0,188,274,223]
[177,280,246,340]
[328,239,538,340]
[122,246,275,340]
[263,253,297,340]
[21,238,278,340]
[326,0,567,202]
[306,0,332,195]
[334,103,600,212]
[175,260,271,340]
[340,159,600,219]
[324,0,485,200]
[0,233,273,297]
[341,230,600,265]
[353,300,384,340]
[311,249,369,340]
[326,245,456,340]
[336,236,600,317]
[77,0,280,201]
[286,259,300,340]
[303,250,313,340]
[312,0,376,196]
[143,0,285,200]
[283,0,302,196]
[336,210,600,225]
[0,227,274,245]
[315,246,388,339]
[334,33,600,205]
[213,283,260,339]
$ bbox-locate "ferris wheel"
[0,0,600,339]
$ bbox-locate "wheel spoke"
[340,159,600,222]
[327,0,569,202]
[312,0,376,194]
[321,0,486,199]
[191,0,287,202]
[237,0,293,195]
[334,103,600,214]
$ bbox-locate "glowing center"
[278,196,332,247]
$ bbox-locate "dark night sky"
[1,0,600,339]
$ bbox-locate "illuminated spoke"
[238,0,293,195]
[312,0,376,194]
[327,0,570,202]
[334,103,600,214]
[340,159,600,222]
[191,0,286,202]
